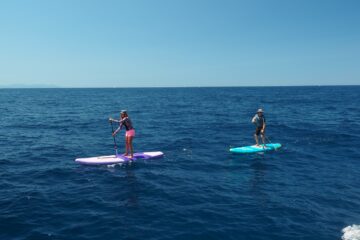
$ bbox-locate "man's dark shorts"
[255,127,264,136]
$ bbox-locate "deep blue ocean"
[1,86,360,240]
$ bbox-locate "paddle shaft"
[265,136,279,151]
[110,121,118,155]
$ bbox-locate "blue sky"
[0,0,359,87]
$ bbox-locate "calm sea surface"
[0,87,359,240]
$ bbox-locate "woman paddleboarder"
[109,110,135,158]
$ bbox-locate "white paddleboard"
[75,151,164,165]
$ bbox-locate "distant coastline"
[0,84,60,89]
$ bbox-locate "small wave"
[342,225,360,240]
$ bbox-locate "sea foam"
[342,225,360,240]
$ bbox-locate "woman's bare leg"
[124,136,129,156]
[128,136,134,158]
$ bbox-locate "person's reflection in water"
[123,163,139,207]
[250,153,268,206]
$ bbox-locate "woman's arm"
[112,126,121,136]
[111,117,128,136]
[113,120,125,135]
[109,118,120,123]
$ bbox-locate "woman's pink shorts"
[125,129,135,137]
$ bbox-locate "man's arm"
[252,115,256,124]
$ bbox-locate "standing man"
[252,109,266,146]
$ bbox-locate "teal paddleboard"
[230,143,281,153]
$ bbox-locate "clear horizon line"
[0,84,359,89]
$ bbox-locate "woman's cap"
[121,110,127,114]
[257,108,264,113]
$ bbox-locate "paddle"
[261,134,268,149]
[110,119,118,156]
[265,136,272,144]
[265,136,278,151]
